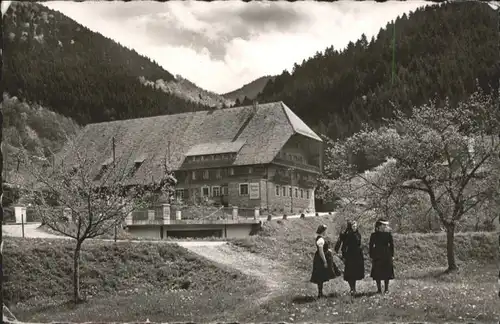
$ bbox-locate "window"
[192,171,197,180]
[295,188,298,198]
[212,186,221,197]
[222,186,228,195]
[300,189,304,198]
[282,186,286,196]
[229,168,235,176]
[306,190,310,199]
[203,170,209,180]
[175,189,185,199]
[201,186,210,197]
[216,169,222,179]
[289,187,292,197]
[275,185,280,196]
[239,183,249,196]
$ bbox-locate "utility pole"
[391,19,397,86]
[289,167,294,214]
[112,137,116,167]
[168,141,171,168]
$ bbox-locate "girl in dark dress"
[335,221,365,294]
[310,224,341,298]
[369,218,395,293]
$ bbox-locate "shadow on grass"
[292,290,379,304]
[292,295,317,304]
[402,267,462,281]
[353,291,379,298]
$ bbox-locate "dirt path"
[184,243,298,319]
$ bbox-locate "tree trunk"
[445,223,458,272]
[73,241,83,303]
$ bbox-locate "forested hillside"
[1,93,81,187]
[1,2,228,125]
[256,2,499,140]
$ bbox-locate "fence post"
[254,207,260,220]
[14,204,27,225]
[162,204,171,224]
[147,209,155,221]
[125,212,133,225]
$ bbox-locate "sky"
[36,1,430,94]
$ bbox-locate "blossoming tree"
[324,90,500,271]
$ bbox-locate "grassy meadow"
[3,214,500,323]
[231,215,500,322]
[3,237,262,323]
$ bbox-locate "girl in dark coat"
[369,218,395,293]
[335,221,365,294]
[310,224,341,298]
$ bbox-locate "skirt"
[370,257,395,280]
[310,250,341,284]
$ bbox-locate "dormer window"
[129,155,146,176]
[94,158,112,181]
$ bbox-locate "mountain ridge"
[255,2,499,141]
[2,1,231,126]
[223,76,274,103]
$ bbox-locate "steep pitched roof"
[60,101,322,183]
[281,102,323,142]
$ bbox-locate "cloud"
[43,1,429,94]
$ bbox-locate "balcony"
[178,159,236,171]
[126,205,260,226]
[271,173,291,184]
[273,157,320,173]
[298,178,318,188]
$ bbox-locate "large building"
[62,101,323,214]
